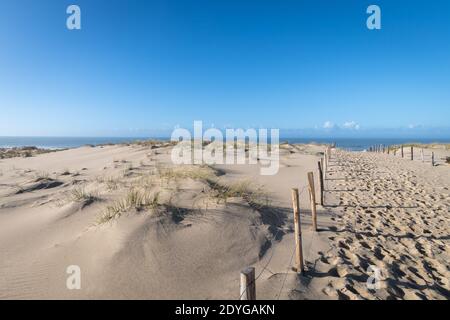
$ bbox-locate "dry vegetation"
[0,147,61,159]
[392,143,450,150]
[71,187,98,203]
[98,189,161,224]
[96,163,270,224]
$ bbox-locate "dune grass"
[0,147,60,159]
[98,189,161,224]
[206,179,270,209]
[97,163,270,225]
[159,165,269,208]
[159,165,218,182]
[97,176,120,191]
[71,187,98,203]
[33,171,50,181]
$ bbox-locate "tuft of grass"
[159,165,217,182]
[97,176,120,191]
[97,189,160,224]
[105,177,119,190]
[71,187,97,203]
[206,179,270,209]
[34,171,50,181]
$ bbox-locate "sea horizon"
[1,136,449,151]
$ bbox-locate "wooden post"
[421,148,424,162]
[240,267,256,300]
[291,188,304,274]
[411,146,414,160]
[387,146,390,155]
[432,152,435,166]
[318,161,324,206]
[307,172,318,231]
[401,145,404,158]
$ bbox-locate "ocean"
[0,136,449,151]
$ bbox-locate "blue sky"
[0,0,449,138]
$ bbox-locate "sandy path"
[318,150,450,299]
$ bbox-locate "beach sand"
[0,143,448,299]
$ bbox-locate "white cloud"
[342,121,360,130]
[323,121,335,129]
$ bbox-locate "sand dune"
[0,143,332,299]
[0,143,448,299]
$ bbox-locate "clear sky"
[0,0,449,137]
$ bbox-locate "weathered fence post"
[318,161,324,206]
[240,267,256,300]
[411,146,414,160]
[421,148,424,162]
[307,172,318,231]
[432,152,435,166]
[401,145,404,158]
[291,188,304,274]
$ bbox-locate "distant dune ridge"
[0,142,448,299]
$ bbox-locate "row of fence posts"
[240,145,331,300]
[369,144,435,166]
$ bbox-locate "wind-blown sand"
[0,143,448,299]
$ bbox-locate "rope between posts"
[239,185,308,300]
[277,182,314,300]
[277,244,297,300]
